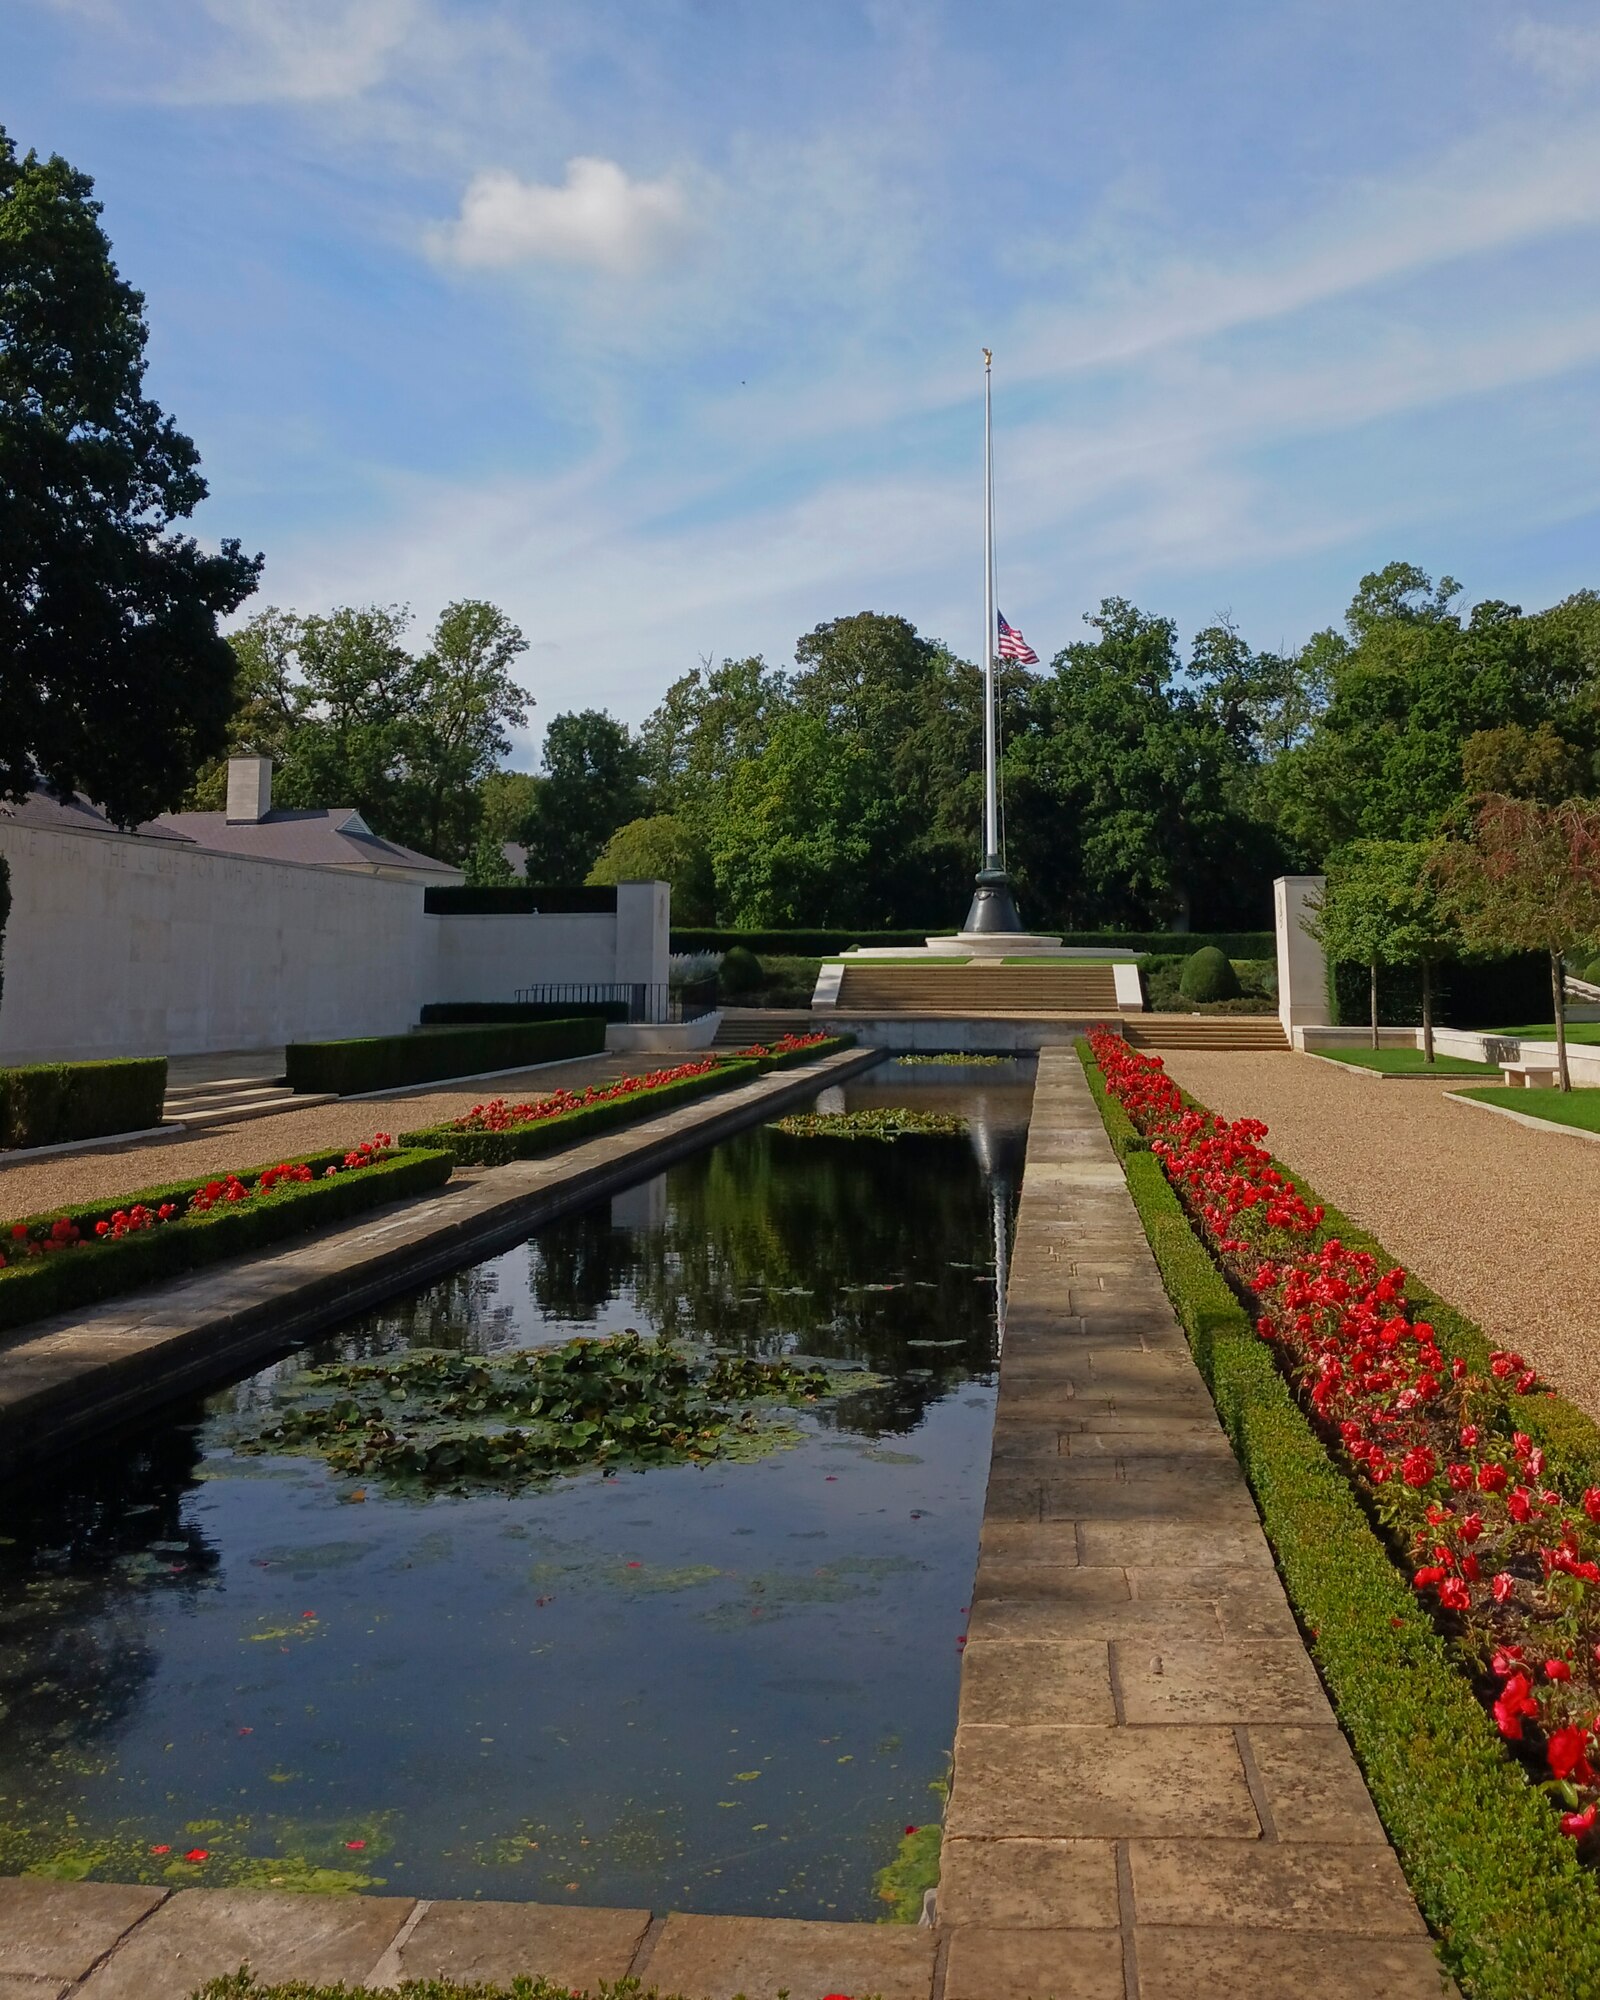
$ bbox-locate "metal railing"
[511,981,718,1024]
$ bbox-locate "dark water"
[0,1058,1030,1917]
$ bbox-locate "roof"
[150,807,461,878]
[0,789,460,880]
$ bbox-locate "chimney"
[226,756,273,824]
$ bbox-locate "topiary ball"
[718,945,764,995]
[1583,956,1600,986]
[1178,946,1241,1003]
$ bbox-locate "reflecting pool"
[0,1056,1030,1917]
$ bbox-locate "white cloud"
[1507,18,1600,89]
[427,158,693,274]
[157,0,426,103]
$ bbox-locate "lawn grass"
[1491,1022,1600,1044]
[1315,1047,1499,1075]
[1456,1085,1600,1133]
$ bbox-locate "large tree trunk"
[1369,960,1379,1051]
[1553,948,1571,1093]
[1421,958,1435,1064]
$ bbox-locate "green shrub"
[721,1033,855,1072]
[192,1976,725,2000]
[1177,945,1240,1002]
[284,1020,604,1096]
[1583,956,1600,985]
[0,1146,453,1334]
[0,1056,166,1149]
[402,1062,758,1166]
[1083,1050,1600,1998]
[717,945,764,995]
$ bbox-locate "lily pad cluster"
[892,1052,1012,1066]
[768,1108,968,1142]
[227,1332,867,1493]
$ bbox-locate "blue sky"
[8,1,1600,762]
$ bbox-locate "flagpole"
[960,348,1024,938]
[982,348,999,869]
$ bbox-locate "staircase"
[1124,1016,1288,1051]
[161,1051,335,1129]
[712,1008,818,1049]
[831,962,1120,1017]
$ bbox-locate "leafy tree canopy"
[0,125,260,823]
[587,814,716,923]
[522,708,644,884]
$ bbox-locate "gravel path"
[1160,1051,1600,1425]
[0,1052,640,1217]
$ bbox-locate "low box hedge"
[0,1056,166,1149]
[0,1145,453,1334]
[1076,1039,1600,1999]
[401,1060,760,1167]
[285,1019,605,1096]
[719,1033,856,1072]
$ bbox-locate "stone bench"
[1500,1060,1560,1088]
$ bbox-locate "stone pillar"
[615,879,670,991]
[226,757,272,823]
[1275,874,1327,1038]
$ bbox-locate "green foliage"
[768,1108,967,1141]
[586,815,715,922]
[1584,957,1600,985]
[0,1057,165,1148]
[723,1034,854,1071]
[671,928,1275,955]
[1080,1051,1600,1998]
[283,1020,604,1096]
[874,1805,944,1921]
[521,709,644,883]
[191,1977,732,2000]
[0,125,261,822]
[401,1063,753,1166]
[1462,720,1585,802]
[228,1329,864,1495]
[199,600,529,864]
[0,1148,452,1334]
[717,944,763,994]
[1177,945,1240,1001]
[463,828,515,887]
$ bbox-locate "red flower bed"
[1089,1026,1600,1837]
[731,1032,830,1060]
[0,1136,396,1265]
[449,1062,721,1135]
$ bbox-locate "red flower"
[1493,1673,1539,1740]
[183,1848,209,1863]
[1492,1573,1516,1604]
[149,1843,170,1855]
[1562,1806,1598,1838]
[1478,1463,1510,1495]
[1547,1726,1593,1784]
[1547,1659,1573,1682]
[1438,1578,1471,1611]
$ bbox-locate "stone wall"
[0,820,670,1060]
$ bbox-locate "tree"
[1310,840,1458,1059]
[476,769,539,867]
[522,710,644,883]
[0,126,260,823]
[587,815,716,923]
[1307,846,1396,1050]
[1461,721,1583,803]
[409,600,529,860]
[1431,796,1600,1090]
[464,827,515,887]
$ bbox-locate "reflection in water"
[0,1057,1031,1917]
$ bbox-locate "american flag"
[997,613,1038,665]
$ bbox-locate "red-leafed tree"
[1431,796,1600,1091]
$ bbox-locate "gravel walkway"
[1161,1050,1600,1425]
[0,1052,640,1217]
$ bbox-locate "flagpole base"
[961,862,1024,937]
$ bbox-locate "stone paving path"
[0,1048,1454,1999]
[936,1051,1451,1999]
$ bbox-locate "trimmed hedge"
[1076,1039,1600,1998]
[1329,950,1548,1030]
[719,1033,856,1072]
[285,1020,604,1096]
[0,1056,166,1149]
[401,1060,760,1166]
[419,1001,629,1026]
[0,1145,453,1334]
[672,926,1274,956]
[423,885,618,915]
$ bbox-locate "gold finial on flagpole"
[982,346,992,369]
